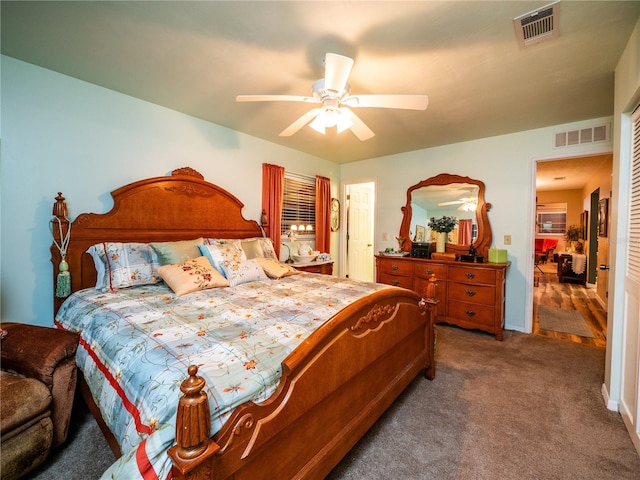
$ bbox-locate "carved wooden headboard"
[51,167,266,314]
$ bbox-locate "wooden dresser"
[376,255,509,340]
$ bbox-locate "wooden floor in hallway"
[533,260,607,348]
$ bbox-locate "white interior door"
[620,110,640,455]
[347,182,375,282]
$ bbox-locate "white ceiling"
[2,1,638,167]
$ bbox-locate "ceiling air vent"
[514,1,560,47]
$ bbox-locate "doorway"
[533,154,611,346]
[344,182,375,282]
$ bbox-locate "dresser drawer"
[414,263,448,280]
[449,282,495,306]
[448,300,495,327]
[378,272,414,289]
[378,259,414,276]
[449,266,496,285]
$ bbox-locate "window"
[281,173,316,238]
[536,202,566,235]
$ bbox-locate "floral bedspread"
[55,274,391,480]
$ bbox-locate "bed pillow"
[255,257,301,279]
[86,242,162,291]
[246,237,278,260]
[240,238,265,259]
[219,258,269,287]
[150,238,204,265]
[198,243,247,277]
[155,256,229,295]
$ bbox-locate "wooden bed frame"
[51,167,437,480]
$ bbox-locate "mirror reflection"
[399,173,493,258]
[410,183,479,245]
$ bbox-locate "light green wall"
[340,118,613,333]
[0,55,339,326]
[606,16,640,409]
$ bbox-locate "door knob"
[599,264,610,270]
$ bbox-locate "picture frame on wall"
[598,198,608,237]
[580,210,588,240]
[330,198,340,232]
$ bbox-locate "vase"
[436,232,447,253]
[297,241,313,256]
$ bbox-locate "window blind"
[281,173,316,236]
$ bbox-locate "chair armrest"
[0,323,79,388]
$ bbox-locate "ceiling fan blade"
[344,94,429,110]
[236,94,318,103]
[339,107,375,141]
[324,53,354,93]
[279,108,323,137]
[438,200,464,206]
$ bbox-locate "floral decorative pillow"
[150,238,204,265]
[255,257,301,279]
[155,256,229,296]
[87,242,162,291]
[219,258,269,287]
[207,237,277,260]
[198,243,246,277]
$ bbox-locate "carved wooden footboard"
[169,287,437,480]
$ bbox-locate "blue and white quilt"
[56,274,390,480]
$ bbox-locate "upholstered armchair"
[0,322,79,480]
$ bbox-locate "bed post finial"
[175,365,212,460]
[53,192,68,218]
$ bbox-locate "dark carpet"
[28,326,640,479]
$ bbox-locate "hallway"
[533,259,607,348]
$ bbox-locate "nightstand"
[293,260,333,275]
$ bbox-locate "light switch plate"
[504,235,512,245]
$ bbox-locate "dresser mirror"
[399,173,493,258]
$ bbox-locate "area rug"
[538,305,594,338]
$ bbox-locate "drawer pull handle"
[392,280,400,286]
[465,272,476,279]
[465,310,476,317]
[425,268,434,274]
[465,290,477,297]
[392,265,399,271]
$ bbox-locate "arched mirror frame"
[399,173,493,258]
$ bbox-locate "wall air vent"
[554,124,610,148]
[514,1,560,47]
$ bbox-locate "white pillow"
[198,243,247,277]
[220,258,269,287]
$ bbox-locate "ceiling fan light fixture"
[309,109,353,135]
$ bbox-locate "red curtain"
[458,219,473,245]
[262,163,284,258]
[315,176,331,254]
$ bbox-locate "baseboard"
[601,383,619,412]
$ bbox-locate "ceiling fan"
[236,53,429,141]
[438,197,478,212]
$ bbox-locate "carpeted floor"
[538,305,595,338]
[29,326,640,480]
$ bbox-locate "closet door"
[620,109,640,455]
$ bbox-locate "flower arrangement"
[428,216,458,233]
[565,224,581,242]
